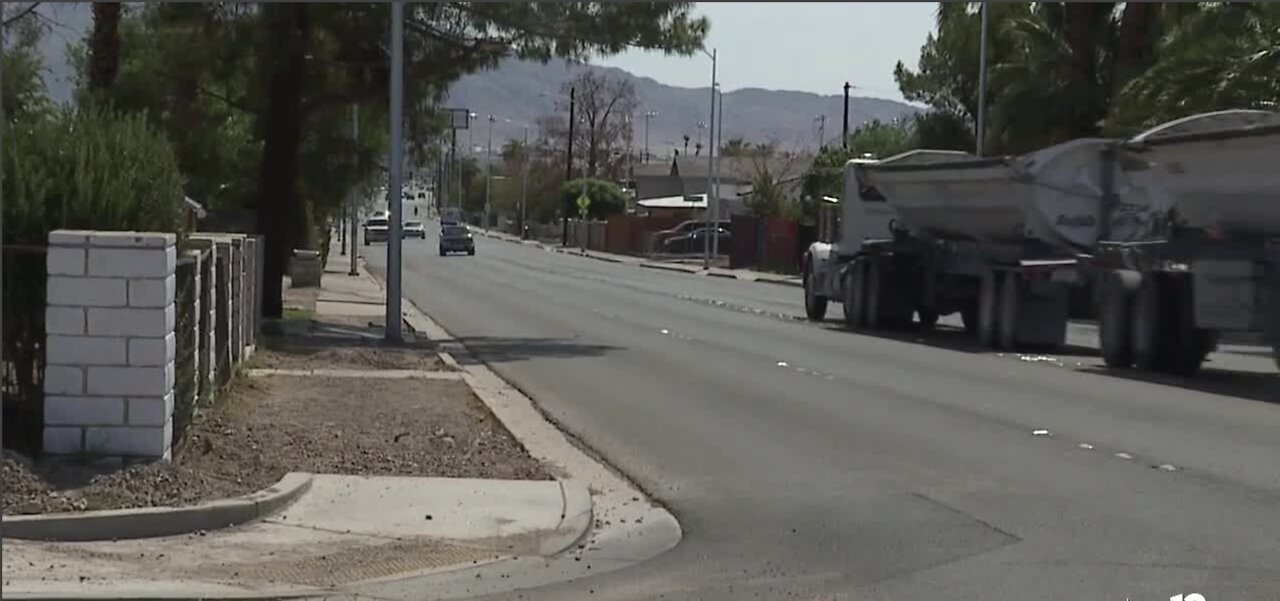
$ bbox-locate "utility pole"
[702,47,717,270]
[815,114,827,149]
[349,105,359,277]
[385,2,404,343]
[977,1,990,157]
[562,86,575,246]
[643,110,658,163]
[842,82,851,149]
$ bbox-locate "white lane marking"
[1032,429,1052,437]
[1077,443,1094,450]
[1155,463,1178,472]
[1114,452,1133,460]
[776,361,789,368]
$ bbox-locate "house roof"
[637,194,708,209]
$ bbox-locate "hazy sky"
[594,2,939,101]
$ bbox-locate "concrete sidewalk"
[473,226,803,288]
[0,252,592,600]
[4,476,587,599]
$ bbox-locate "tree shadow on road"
[443,336,619,365]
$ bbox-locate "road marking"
[1032,429,1052,437]
[1077,443,1094,450]
[1155,463,1178,472]
[1115,452,1133,460]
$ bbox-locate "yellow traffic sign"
[576,193,591,211]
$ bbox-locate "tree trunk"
[1114,1,1157,93]
[1064,2,1108,137]
[257,3,309,318]
[88,2,122,91]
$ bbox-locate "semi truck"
[803,109,1280,373]
[803,139,1143,351]
[1092,109,1280,375]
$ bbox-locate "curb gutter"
[540,478,593,556]
[3,472,312,542]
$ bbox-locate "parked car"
[654,219,730,247]
[662,227,733,254]
[403,221,426,239]
[363,216,390,245]
[438,224,475,256]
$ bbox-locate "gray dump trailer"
[1093,110,1280,375]
[803,109,1280,373]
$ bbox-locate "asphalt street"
[366,225,1280,601]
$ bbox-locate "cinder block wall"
[43,230,177,461]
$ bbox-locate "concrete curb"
[752,276,804,288]
[638,262,702,275]
[706,271,739,280]
[3,473,312,542]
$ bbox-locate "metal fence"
[172,254,200,449]
[2,245,48,454]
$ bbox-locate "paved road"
[367,226,1280,601]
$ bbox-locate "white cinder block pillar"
[44,230,177,461]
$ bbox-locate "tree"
[88,2,124,92]
[1109,3,1280,133]
[541,70,639,180]
[560,178,626,220]
[800,119,915,206]
[2,2,52,120]
[745,152,804,220]
[248,2,706,317]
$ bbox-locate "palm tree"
[1110,3,1280,131]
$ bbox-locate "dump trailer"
[803,139,1165,351]
[1093,109,1280,375]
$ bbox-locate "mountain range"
[445,59,921,155]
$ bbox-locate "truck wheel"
[998,273,1022,350]
[1098,273,1134,368]
[1131,275,1163,371]
[842,260,868,328]
[804,268,828,321]
[916,308,939,330]
[977,273,1000,348]
[960,305,979,334]
[1162,274,1209,376]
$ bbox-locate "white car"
[363,217,389,245]
[403,221,426,239]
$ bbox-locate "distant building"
[630,154,813,217]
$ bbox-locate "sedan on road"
[362,216,389,245]
[439,224,475,256]
[403,221,426,239]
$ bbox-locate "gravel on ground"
[3,324,547,516]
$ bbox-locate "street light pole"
[484,114,494,229]
[385,2,404,343]
[349,104,359,277]
[521,126,530,239]
[977,1,990,157]
[562,86,575,246]
[702,47,717,270]
[712,86,724,259]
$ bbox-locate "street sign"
[448,108,471,130]
[576,193,591,213]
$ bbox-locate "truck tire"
[1162,274,1211,376]
[804,268,828,321]
[1131,275,1163,371]
[977,273,1000,348]
[1098,273,1134,368]
[866,261,885,329]
[842,260,868,328]
[916,309,939,330]
[998,273,1022,350]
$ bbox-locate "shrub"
[3,107,187,245]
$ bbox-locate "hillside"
[444,59,921,154]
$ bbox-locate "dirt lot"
[3,330,548,516]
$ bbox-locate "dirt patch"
[253,346,444,372]
[4,363,547,516]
